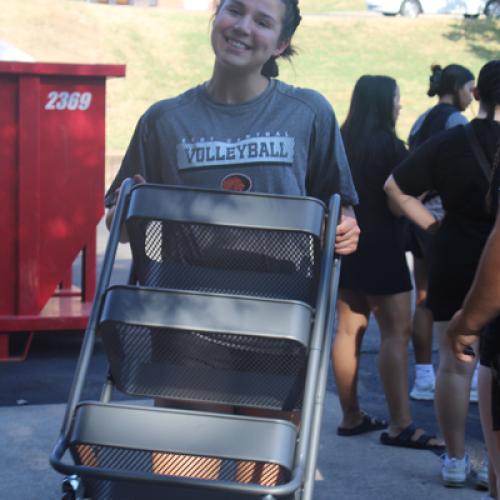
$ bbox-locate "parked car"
[366,0,500,17]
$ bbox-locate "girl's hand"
[105,174,146,241]
[335,205,360,255]
[446,309,479,363]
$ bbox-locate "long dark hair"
[478,60,500,210]
[214,0,302,78]
[489,144,500,211]
[342,75,398,168]
[478,60,500,121]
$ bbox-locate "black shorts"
[405,221,434,260]
[480,317,500,431]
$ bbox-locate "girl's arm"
[384,174,439,232]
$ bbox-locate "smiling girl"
[106,0,360,253]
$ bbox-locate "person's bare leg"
[369,292,412,433]
[434,321,477,459]
[369,292,443,446]
[332,289,370,429]
[478,365,499,498]
[411,257,434,365]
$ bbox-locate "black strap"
[464,123,493,183]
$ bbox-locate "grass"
[1,0,499,162]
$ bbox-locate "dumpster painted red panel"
[36,76,105,312]
[18,76,41,314]
[0,78,18,315]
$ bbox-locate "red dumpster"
[0,61,126,360]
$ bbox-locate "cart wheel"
[61,475,83,500]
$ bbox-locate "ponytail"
[262,57,279,78]
[261,0,301,78]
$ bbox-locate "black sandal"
[337,413,388,436]
[380,423,445,452]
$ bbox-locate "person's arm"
[384,130,449,230]
[447,209,500,362]
[304,93,360,255]
[104,112,152,241]
[105,174,146,243]
[384,174,439,232]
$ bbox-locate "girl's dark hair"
[487,142,500,211]
[427,63,475,104]
[477,59,500,120]
[215,0,302,78]
[341,75,398,167]
[477,61,500,210]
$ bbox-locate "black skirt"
[340,226,412,296]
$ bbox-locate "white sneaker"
[410,378,435,401]
[473,458,489,490]
[441,454,470,488]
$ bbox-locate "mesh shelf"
[99,286,312,410]
[126,184,324,306]
[69,403,296,499]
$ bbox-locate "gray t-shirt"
[106,80,358,206]
[409,107,468,139]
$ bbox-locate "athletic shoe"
[410,377,435,401]
[441,453,470,488]
[473,459,489,490]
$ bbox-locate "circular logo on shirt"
[221,173,252,192]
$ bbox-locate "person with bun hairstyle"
[407,63,476,403]
[106,0,359,252]
[332,75,446,452]
[385,60,500,488]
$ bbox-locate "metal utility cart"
[51,180,342,500]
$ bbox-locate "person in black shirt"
[447,147,500,498]
[385,60,500,488]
